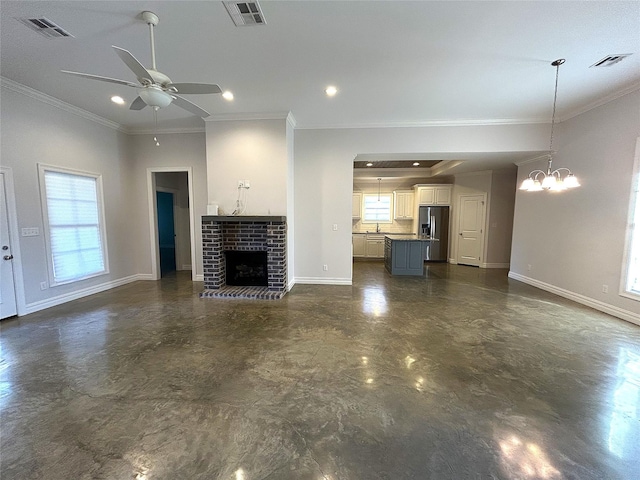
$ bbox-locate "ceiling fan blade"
[171,95,210,118]
[167,83,222,95]
[130,96,147,110]
[112,46,153,84]
[61,70,138,87]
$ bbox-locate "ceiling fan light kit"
[60,11,224,120]
[520,59,580,192]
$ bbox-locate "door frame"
[146,167,197,281]
[0,167,26,316]
[455,193,487,267]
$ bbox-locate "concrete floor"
[1,262,639,479]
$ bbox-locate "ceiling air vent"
[19,17,74,38]
[223,1,266,26]
[590,54,632,67]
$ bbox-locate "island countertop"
[385,234,438,242]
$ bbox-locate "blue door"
[156,191,176,276]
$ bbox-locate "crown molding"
[296,117,549,130]
[0,76,125,132]
[559,82,640,122]
[127,127,206,135]
[514,153,552,167]
[205,112,294,123]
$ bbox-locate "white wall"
[205,118,289,215]
[295,124,549,283]
[487,169,517,266]
[0,81,137,310]
[128,133,207,279]
[511,89,640,323]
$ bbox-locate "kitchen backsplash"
[352,218,414,234]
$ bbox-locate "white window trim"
[620,137,640,301]
[362,193,393,224]
[38,163,110,287]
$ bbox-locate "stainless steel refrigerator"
[418,206,449,261]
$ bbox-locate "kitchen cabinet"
[415,185,452,206]
[365,234,385,258]
[394,191,414,219]
[352,192,362,218]
[352,234,366,257]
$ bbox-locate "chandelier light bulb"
[564,174,580,189]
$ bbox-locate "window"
[39,165,108,285]
[623,138,640,299]
[363,194,392,223]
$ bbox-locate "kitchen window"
[362,194,392,223]
[39,165,109,286]
[622,138,640,300]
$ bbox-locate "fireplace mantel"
[202,215,286,222]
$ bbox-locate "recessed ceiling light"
[413,162,420,166]
[111,95,125,105]
[325,85,338,97]
[366,162,373,167]
[222,91,234,101]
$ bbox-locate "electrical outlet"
[602,284,608,293]
[332,224,338,231]
[323,264,328,271]
[527,264,532,271]
[40,281,47,290]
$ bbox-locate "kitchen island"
[384,235,432,276]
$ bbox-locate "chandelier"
[520,59,580,192]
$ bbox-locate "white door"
[0,173,17,319]
[457,194,486,267]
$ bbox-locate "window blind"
[363,194,392,222]
[44,170,106,283]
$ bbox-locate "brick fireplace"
[200,216,287,300]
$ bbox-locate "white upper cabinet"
[352,192,362,218]
[394,191,414,219]
[415,185,452,206]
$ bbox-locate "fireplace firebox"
[225,251,268,286]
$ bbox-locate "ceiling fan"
[61,11,221,118]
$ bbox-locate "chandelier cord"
[548,61,561,172]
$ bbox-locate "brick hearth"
[200,216,287,300]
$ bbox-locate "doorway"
[456,194,486,267]
[147,168,196,281]
[0,172,17,318]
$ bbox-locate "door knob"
[459,232,463,236]
[3,255,13,260]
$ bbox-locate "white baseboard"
[294,277,352,286]
[481,262,510,269]
[24,274,152,315]
[194,274,204,282]
[508,271,640,327]
[448,258,457,264]
[288,279,296,291]
[179,264,192,271]
[136,274,156,281]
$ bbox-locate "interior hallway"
[1,263,639,479]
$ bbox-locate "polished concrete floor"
[2,262,640,479]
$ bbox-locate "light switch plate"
[22,227,39,237]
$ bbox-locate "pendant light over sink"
[520,59,580,192]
